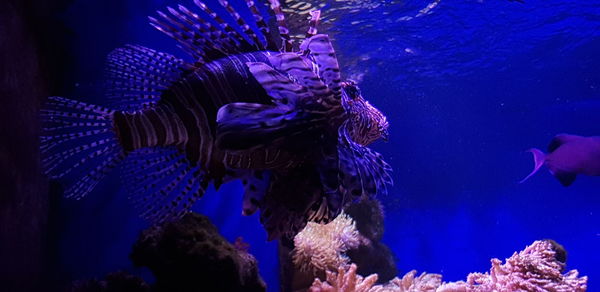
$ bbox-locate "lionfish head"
[341,80,389,146]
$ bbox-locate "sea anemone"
[292,212,363,274]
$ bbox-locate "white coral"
[293,212,362,274]
[309,264,379,292]
[309,265,442,292]
[460,240,588,291]
[307,240,588,292]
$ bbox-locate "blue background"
[54,0,600,290]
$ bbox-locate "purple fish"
[39,0,392,240]
[521,134,600,186]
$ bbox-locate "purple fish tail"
[519,148,546,183]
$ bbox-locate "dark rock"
[347,241,397,283]
[70,271,150,292]
[0,0,72,290]
[130,213,266,292]
[345,198,397,282]
[345,198,386,242]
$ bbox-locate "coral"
[309,265,442,292]
[439,240,588,292]
[374,271,443,292]
[290,200,396,286]
[309,240,588,292]
[130,213,266,292]
[291,212,359,272]
[292,212,363,274]
[309,264,379,292]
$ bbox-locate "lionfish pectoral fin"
[216,102,325,152]
[315,142,346,216]
[246,62,314,107]
[336,122,394,201]
[267,53,336,106]
[260,167,324,241]
[300,34,343,98]
[122,147,207,223]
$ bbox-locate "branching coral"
[309,264,379,292]
[439,240,588,292]
[309,264,441,292]
[293,212,363,274]
[309,240,588,292]
[375,271,443,292]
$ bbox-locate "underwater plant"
[40,0,392,240]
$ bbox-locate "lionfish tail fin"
[519,148,546,183]
[40,97,126,199]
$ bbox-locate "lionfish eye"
[342,81,361,100]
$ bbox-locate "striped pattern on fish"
[41,0,392,239]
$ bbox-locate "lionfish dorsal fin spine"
[148,15,208,61]
[245,0,279,51]
[305,10,321,39]
[218,0,266,51]
[268,0,294,52]
[176,4,238,56]
[193,0,255,51]
[152,0,325,60]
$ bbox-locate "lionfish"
[41,0,392,240]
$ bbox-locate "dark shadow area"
[0,0,74,290]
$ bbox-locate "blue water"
[55,0,600,290]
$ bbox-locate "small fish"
[520,134,600,186]
[41,0,392,240]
